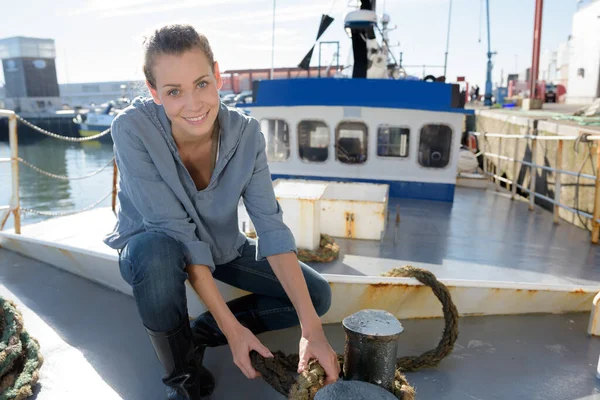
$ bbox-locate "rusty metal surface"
[1,227,599,324]
[343,310,403,391]
[322,277,598,324]
[345,211,355,238]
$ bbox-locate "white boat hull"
[1,226,596,323]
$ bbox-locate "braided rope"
[18,157,115,181]
[249,265,459,399]
[246,233,340,263]
[20,191,113,217]
[0,298,43,400]
[16,115,111,142]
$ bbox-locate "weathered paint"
[320,277,597,324]
[2,230,598,324]
[345,212,355,238]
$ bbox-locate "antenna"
[478,0,483,43]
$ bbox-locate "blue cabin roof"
[243,78,474,115]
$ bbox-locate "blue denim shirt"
[103,97,297,272]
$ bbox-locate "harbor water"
[0,136,115,231]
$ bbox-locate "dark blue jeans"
[118,231,332,334]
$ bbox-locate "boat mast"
[443,0,453,78]
[484,0,495,106]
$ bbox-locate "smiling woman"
[102,24,339,400]
[143,28,221,147]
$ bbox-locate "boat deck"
[4,186,600,287]
[313,187,600,286]
[2,247,600,400]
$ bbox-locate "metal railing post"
[592,142,600,243]
[529,122,538,212]
[554,139,563,224]
[8,114,20,233]
[496,137,503,191]
[112,159,118,213]
[511,135,520,200]
[482,133,488,180]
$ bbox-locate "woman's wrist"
[300,313,323,338]
[220,315,243,338]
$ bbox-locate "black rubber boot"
[146,318,215,399]
[191,294,269,348]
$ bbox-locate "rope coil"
[0,298,43,400]
[249,265,459,399]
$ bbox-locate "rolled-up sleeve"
[242,123,297,260]
[112,118,215,271]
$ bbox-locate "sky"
[0,0,587,90]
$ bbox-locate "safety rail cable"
[15,115,111,142]
[20,191,113,217]
[0,112,117,231]
[481,170,600,223]
[471,130,600,228]
[483,153,597,180]
[469,131,600,142]
[17,157,115,181]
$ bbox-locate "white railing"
[0,109,117,234]
[470,128,600,243]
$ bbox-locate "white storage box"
[319,182,389,240]
[273,180,328,250]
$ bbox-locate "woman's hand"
[224,322,274,379]
[297,327,340,385]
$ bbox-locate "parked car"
[545,83,556,103]
[234,90,253,105]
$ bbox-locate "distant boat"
[72,98,130,141]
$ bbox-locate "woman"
[103,24,340,399]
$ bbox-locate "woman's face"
[147,47,222,141]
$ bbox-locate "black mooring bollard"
[342,309,403,392]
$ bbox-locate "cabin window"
[298,120,329,162]
[260,119,290,162]
[335,121,368,164]
[418,124,452,168]
[377,126,409,158]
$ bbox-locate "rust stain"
[345,212,355,238]
[58,248,78,263]
[571,288,586,294]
